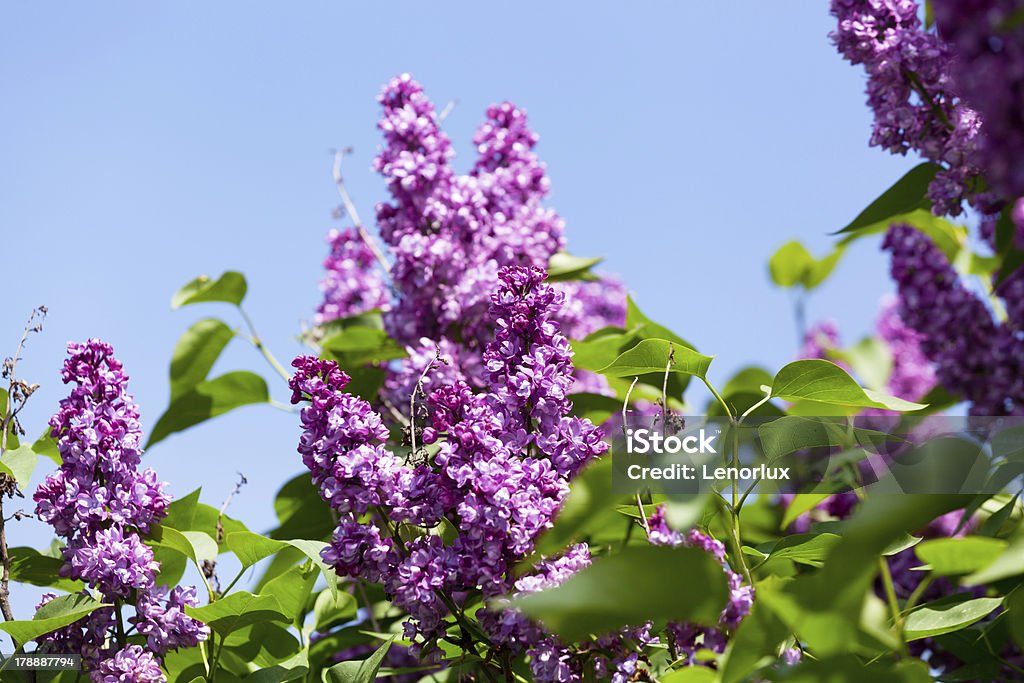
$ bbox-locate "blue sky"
[1,3,917,615]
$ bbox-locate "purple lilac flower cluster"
[374,75,562,349]
[874,293,936,401]
[830,0,982,215]
[645,506,756,666]
[362,75,625,402]
[934,1,1024,203]
[315,228,389,324]
[33,340,207,681]
[291,267,607,652]
[884,225,1024,415]
[798,320,843,364]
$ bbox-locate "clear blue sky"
[1,3,916,615]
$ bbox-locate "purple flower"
[315,228,389,324]
[934,1,1024,202]
[883,224,1024,414]
[92,645,164,683]
[33,340,207,676]
[830,0,982,215]
[799,320,842,362]
[875,294,936,401]
[645,505,754,665]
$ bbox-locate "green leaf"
[834,337,894,392]
[270,473,335,542]
[185,591,289,636]
[0,444,37,490]
[570,327,638,371]
[509,546,729,641]
[625,297,689,347]
[804,247,845,290]
[783,655,932,682]
[836,163,939,234]
[31,430,60,465]
[148,525,219,568]
[660,667,718,683]
[762,495,970,656]
[0,391,17,450]
[171,271,247,309]
[764,533,843,568]
[260,564,317,625]
[313,589,358,632]
[770,359,926,411]
[781,494,831,530]
[0,594,109,644]
[881,532,922,557]
[769,241,814,288]
[163,488,202,531]
[914,537,1007,576]
[546,253,602,281]
[170,319,236,400]
[904,595,1003,641]
[8,547,83,592]
[148,371,269,447]
[531,457,622,559]
[964,533,1024,584]
[839,208,965,264]
[567,393,622,425]
[767,241,843,291]
[322,634,397,683]
[1007,587,1024,650]
[244,650,309,683]
[598,339,714,381]
[321,327,407,367]
[226,531,340,600]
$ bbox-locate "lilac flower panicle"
[294,266,610,656]
[883,225,1024,414]
[875,294,936,401]
[934,1,1024,201]
[33,340,208,681]
[799,320,842,361]
[315,228,389,324]
[830,0,982,215]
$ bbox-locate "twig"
[206,473,247,597]
[409,346,443,460]
[0,306,47,636]
[660,343,675,431]
[437,100,457,123]
[331,148,391,273]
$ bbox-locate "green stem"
[878,556,907,653]
[238,306,291,383]
[702,378,732,419]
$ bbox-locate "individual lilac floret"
[830,0,982,215]
[33,341,208,679]
[315,228,389,324]
[883,225,1024,415]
